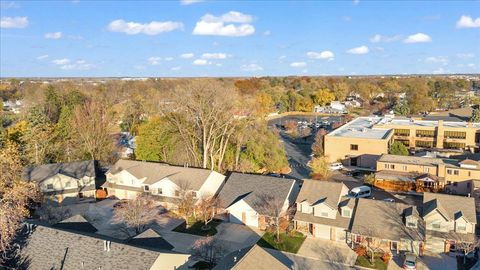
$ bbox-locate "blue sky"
[0,0,479,77]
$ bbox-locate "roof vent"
[234,256,237,262]
[103,240,111,251]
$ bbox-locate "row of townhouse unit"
[24,159,476,256]
[293,181,477,255]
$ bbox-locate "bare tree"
[191,236,226,269]
[39,206,72,225]
[197,194,219,230]
[0,143,41,263]
[355,226,384,264]
[113,194,158,235]
[254,194,289,243]
[454,234,480,264]
[176,181,196,226]
[71,100,113,161]
[161,80,238,171]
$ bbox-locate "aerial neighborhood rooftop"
[1,1,480,269]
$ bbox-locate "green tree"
[135,117,179,162]
[470,108,480,122]
[393,102,410,116]
[309,156,331,180]
[312,88,335,106]
[389,141,409,156]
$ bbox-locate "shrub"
[354,246,367,257]
[382,252,391,263]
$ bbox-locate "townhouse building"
[375,154,480,195]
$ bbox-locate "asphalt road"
[271,114,423,206]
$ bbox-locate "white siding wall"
[227,200,259,227]
[313,203,337,219]
[108,170,144,187]
[149,178,180,197]
[40,174,84,192]
[198,171,225,197]
[425,211,475,234]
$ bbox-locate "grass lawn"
[256,231,306,254]
[173,220,220,237]
[355,254,388,270]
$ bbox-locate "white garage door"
[315,224,331,240]
[426,236,445,253]
[335,228,346,242]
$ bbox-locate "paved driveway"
[297,238,357,266]
[388,252,457,270]
[214,223,264,252]
[266,248,353,270]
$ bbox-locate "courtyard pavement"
[297,237,358,266]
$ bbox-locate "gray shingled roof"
[217,173,295,215]
[351,199,424,242]
[294,211,352,229]
[295,181,347,209]
[19,225,165,270]
[24,160,96,183]
[423,192,476,223]
[378,154,460,169]
[127,228,174,251]
[214,245,291,270]
[52,215,98,233]
[108,159,216,190]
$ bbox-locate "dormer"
[404,206,418,228]
[339,198,354,218]
[341,206,352,218]
[454,211,468,233]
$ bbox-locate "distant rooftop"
[377,117,480,128]
[327,117,392,139]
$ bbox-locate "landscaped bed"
[172,220,221,237]
[354,253,388,270]
[256,231,306,254]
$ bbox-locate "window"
[447,169,458,175]
[444,131,466,139]
[443,142,466,149]
[65,182,71,188]
[321,212,328,217]
[158,188,163,195]
[46,184,53,190]
[350,144,358,151]
[394,129,410,136]
[143,185,149,192]
[415,140,434,148]
[424,167,430,173]
[342,209,351,217]
[457,224,466,232]
[432,222,441,229]
[406,218,417,228]
[403,165,408,171]
[416,130,435,138]
[385,164,395,170]
[468,172,471,177]
[175,190,180,197]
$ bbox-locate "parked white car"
[348,186,371,199]
[403,253,417,270]
[329,163,344,171]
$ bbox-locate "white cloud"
[107,19,183,35]
[52,58,70,65]
[353,0,360,5]
[164,57,174,61]
[193,59,210,65]
[180,0,203,5]
[457,53,475,59]
[193,11,255,37]
[433,67,445,74]
[171,66,182,71]
[148,57,161,65]
[369,34,402,43]
[0,16,28,28]
[425,56,448,66]
[52,59,94,70]
[347,45,369,54]
[290,62,307,68]
[241,63,263,72]
[468,63,476,68]
[306,51,334,60]
[1,1,20,9]
[263,30,271,36]
[44,31,62,39]
[403,33,432,43]
[36,54,49,60]
[201,53,229,59]
[180,53,194,59]
[456,15,480,28]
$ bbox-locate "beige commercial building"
[325,116,480,168]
